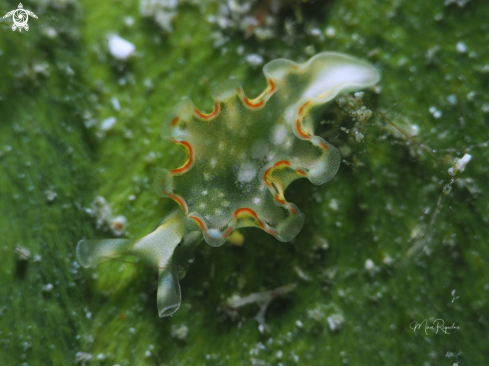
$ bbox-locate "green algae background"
[1,0,488,365]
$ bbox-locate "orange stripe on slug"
[190,215,207,234]
[234,208,265,229]
[267,228,278,236]
[194,100,220,119]
[263,160,292,186]
[296,169,306,176]
[268,78,275,92]
[298,101,310,116]
[171,117,179,126]
[165,192,188,214]
[296,119,309,139]
[244,97,265,108]
[223,227,233,237]
[275,194,286,204]
[170,140,193,174]
[290,207,296,214]
[319,142,328,150]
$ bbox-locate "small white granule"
[101,116,117,131]
[365,259,375,271]
[42,284,54,292]
[108,35,135,60]
[429,106,442,118]
[245,54,264,67]
[456,41,467,53]
[325,26,336,38]
[111,97,121,111]
[448,153,471,176]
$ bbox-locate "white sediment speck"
[171,324,189,340]
[325,26,336,38]
[329,199,339,211]
[45,190,57,202]
[447,94,457,105]
[448,153,471,176]
[101,116,117,131]
[245,54,264,67]
[111,97,121,111]
[327,313,344,332]
[42,284,54,292]
[365,259,376,272]
[108,35,135,60]
[456,41,467,53]
[429,106,442,118]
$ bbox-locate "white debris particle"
[295,320,303,328]
[101,116,117,131]
[444,0,471,7]
[276,350,283,359]
[108,35,135,60]
[96,353,106,361]
[85,311,92,319]
[327,313,345,332]
[467,91,476,101]
[43,27,57,38]
[456,41,467,53]
[325,26,336,38]
[221,284,295,326]
[42,284,54,292]
[329,199,339,211]
[15,246,31,260]
[294,266,312,281]
[429,106,442,118]
[365,258,376,272]
[448,153,471,176]
[447,94,457,105]
[140,0,178,32]
[75,352,92,364]
[45,190,57,202]
[110,215,128,236]
[354,131,364,143]
[124,16,135,27]
[171,323,189,340]
[245,54,264,67]
[111,97,121,111]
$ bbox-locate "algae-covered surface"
[1,0,488,365]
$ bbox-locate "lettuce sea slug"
[77,52,380,317]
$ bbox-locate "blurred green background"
[1,0,488,365]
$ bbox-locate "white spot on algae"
[100,117,116,131]
[429,106,442,119]
[171,323,188,340]
[108,35,135,60]
[448,153,471,176]
[245,54,264,67]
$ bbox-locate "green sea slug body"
[77,52,380,317]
